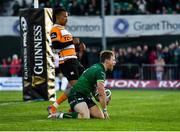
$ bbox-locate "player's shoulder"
[92,63,105,73]
[91,63,100,69]
[51,24,64,31]
[96,63,105,70]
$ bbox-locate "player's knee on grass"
[74,102,90,119]
[89,105,105,119]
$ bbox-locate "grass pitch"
[0,89,180,131]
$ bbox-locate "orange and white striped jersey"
[50,24,77,64]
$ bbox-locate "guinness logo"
[32,76,46,87]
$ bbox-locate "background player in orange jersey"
[48,8,86,114]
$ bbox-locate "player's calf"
[47,105,57,115]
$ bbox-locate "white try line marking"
[0,101,24,106]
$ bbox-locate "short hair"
[100,50,114,63]
[53,8,67,16]
[53,8,67,23]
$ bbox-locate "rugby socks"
[63,112,78,119]
[53,102,59,108]
[57,112,78,119]
[53,92,68,108]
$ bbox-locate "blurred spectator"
[154,56,165,80]
[112,48,121,79]
[12,0,20,16]
[6,56,12,76]
[85,3,97,15]
[142,45,149,64]
[123,47,138,79]
[174,42,180,64]
[68,0,81,15]
[136,0,147,14]
[134,45,143,66]
[156,43,163,58]
[143,46,158,79]
[104,0,110,15]
[79,4,86,15]
[0,58,8,76]
[9,54,21,77]
[168,42,179,64]
[0,1,3,15]
[114,48,127,79]
[142,45,150,79]
[174,2,180,14]
[77,43,89,69]
[162,46,171,80]
[172,42,180,79]
[22,0,28,8]
[162,46,170,64]
[6,57,12,66]
[149,48,157,65]
[117,48,126,64]
[126,46,134,63]
[88,47,99,66]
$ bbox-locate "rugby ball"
[94,89,112,103]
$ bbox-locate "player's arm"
[97,81,106,109]
[73,37,86,52]
[75,41,86,52]
[97,81,109,119]
[95,69,109,119]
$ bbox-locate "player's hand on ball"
[94,89,112,105]
[105,89,111,105]
[106,95,111,105]
[103,110,109,119]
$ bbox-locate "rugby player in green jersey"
[48,50,116,119]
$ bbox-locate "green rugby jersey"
[70,63,106,97]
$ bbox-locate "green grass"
[0,89,180,131]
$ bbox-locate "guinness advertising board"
[20,8,55,101]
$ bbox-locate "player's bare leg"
[48,102,90,119]
[89,105,105,119]
[48,79,77,114]
[74,102,90,119]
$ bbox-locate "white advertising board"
[1,15,180,37]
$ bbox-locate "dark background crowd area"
[78,42,180,79]
[0,42,180,79]
[77,42,180,68]
[0,0,180,16]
